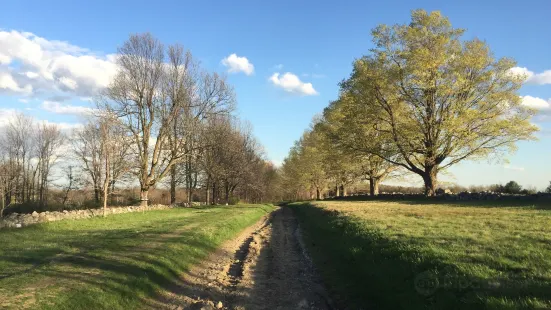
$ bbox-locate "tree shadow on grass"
[291,203,551,310]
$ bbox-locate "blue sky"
[0,0,550,189]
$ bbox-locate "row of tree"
[0,33,279,217]
[0,115,65,215]
[280,10,538,198]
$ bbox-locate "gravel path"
[155,206,333,310]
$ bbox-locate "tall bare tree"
[34,123,64,207]
[100,33,180,207]
[3,113,35,204]
[100,33,235,207]
[72,117,131,204]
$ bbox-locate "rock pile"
[0,204,172,229]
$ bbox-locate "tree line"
[280,10,538,199]
[0,33,279,217]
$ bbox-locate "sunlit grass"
[291,200,551,309]
[0,205,273,309]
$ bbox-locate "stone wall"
[340,192,551,201]
[0,204,173,229]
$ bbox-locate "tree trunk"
[225,182,230,205]
[140,188,149,207]
[103,157,110,217]
[339,184,345,197]
[212,182,216,205]
[94,187,100,203]
[0,194,5,218]
[170,165,176,204]
[369,177,379,196]
[316,187,321,200]
[205,178,210,205]
[187,186,193,206]
[103,185,108,217]
[422,167,437,197]
[335,183,340,197]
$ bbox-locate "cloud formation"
[520,95,551,122]
[41,101,94,115]
[269,72,318,96]
[509,67,551,85]
[503,164,525,172]
[0,30,117,98]
[221,54,254,75]
[0,108,81,131]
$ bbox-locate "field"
[291,199,551,309]
[0,205,273,309]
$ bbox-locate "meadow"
[0,205,273,309]
[291,199,551,309]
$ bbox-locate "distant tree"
[545,182,551,193]
[319,95,400,196]
[504,181,522,194]
[35,123,64,207]
[0,157,17,217]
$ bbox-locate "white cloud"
[25,71,39,79]
[221,53,254,75]
[521,96,551,110]
[58,77,78,90]
[0,70,33,94]
[18,98,29,103]
[302,73,325,78]
[41,101,94,115]
[0,108,18,125]
[0,108,81,132]
[0,30,117,98]
[520,96,551,122]
[510,66,551,85]
[269,72,318,96]
[503,164,525,172]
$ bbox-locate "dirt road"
[155,206,333,310]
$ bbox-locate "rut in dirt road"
[156,207,332,310]
[235,207,333,310]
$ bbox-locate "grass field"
[0,205,273,309]
[291,199,551,309]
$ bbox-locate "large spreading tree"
[341,10,537,196]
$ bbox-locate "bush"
[546,182,551,194]
[228,196,240,205]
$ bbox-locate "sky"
[0,0,550,190]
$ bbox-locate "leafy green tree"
[546,182,551,193]
[280,130,327,201]
[504,181,522,194]
[341,10,538,196]
[319,95,398,196]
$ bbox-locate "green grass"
[0,204,274,309]
[291,200,551,309]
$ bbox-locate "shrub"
[228,196,240,205]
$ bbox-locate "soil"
[152,206,333,310]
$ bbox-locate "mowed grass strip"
[0,204,274,309]
[291,200,551,309]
